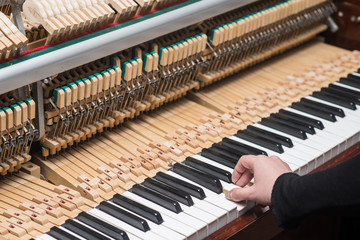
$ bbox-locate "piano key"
[89,208,167,240]
[172,163,223,194]
[142,178,194,206]
[36,234,57,240]
[201,148,237,168]
[254,121,333,158]
[97,201,150,232]
[166,171,243,218]
[283,107,355,153]
[312,91,356,110]
[278,109,324,129]
[270,113,316,134]
[76,211,130,240]
[186,155,246,192]
[154,172,206,200]
[300,98,345,117]
[339,74,360,88]
[328,83,360,98]
[130,184,182,213]
[321,87,360,105]
[184,157,232,183]
[111,194,163,224]
[347,73,360,82]
[47,226,82,240]
[320,87,360,105]
[235,130,284,153]
[227,134,306,173]
[332,82,360,92]
[339,77,360,89]
[105,201,186,240]
[57,226,86,240]
[207,144,243,160]
[247,125,293,147]
[221,137,267,155]
[291,102,337,122]
[77,214,142,240]
[122,191,205,240]
[260,118,308,139]
[269,114,315,136]
[63,219,112,240]
[154,172,229,228]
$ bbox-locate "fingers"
[232,155,257,184]
[225,187,254,202]
[234,169,253,187]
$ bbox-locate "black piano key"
[260,118,307,140]
[97,201,150,232]
[313,90,357,110]
[112,194,163,224]
[320,87,359,107]
[48,226,81,240]
[340,77,360,89]
[221,137,267,155]
[184,157,232,183]
[130,184,182,213]
[269,114,315,135]
[278,109,324,129]
[291,102,337,122]
[154,172,206,200]
[142,178,194,207]
[208,144,243,161]
[321,87,360,105]
[235,130,284,153]
[201,148,237,169]
[347,73,360,83]
[328,83,360,98]
[300,98,345,117]
[247,125,293,148]
[62,219,111,240]
[172,163,223,194]
[271,112,316,134]
[76,212,130,240]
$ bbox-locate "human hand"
[225,155,291,205]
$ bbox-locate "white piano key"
[89,208,167,240]
[58,226,87,240]
[166,171,241,218]
[284,107,355,151]
[122,191,200,240]
[227,134,306,173]
[106,201,186,240]
[36,235,57,240]
[72,218,119,240]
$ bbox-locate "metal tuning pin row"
[0,99,37,175]
[198,0,333,86]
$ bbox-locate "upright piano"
[0,0,358,239]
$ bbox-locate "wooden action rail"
[0,41,345,240]
[0,11,27,60]
[36,0,335,159]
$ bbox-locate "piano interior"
[0,0,359,239]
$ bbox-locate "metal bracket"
[31,81,45,140]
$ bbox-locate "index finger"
[232,155,257,183]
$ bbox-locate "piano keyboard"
[31,46,360,240]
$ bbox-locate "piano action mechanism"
[0,0,358,239]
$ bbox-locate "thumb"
[226,187,254,202]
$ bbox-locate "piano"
[0,0,359,239]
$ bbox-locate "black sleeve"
[271,153,360,229]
